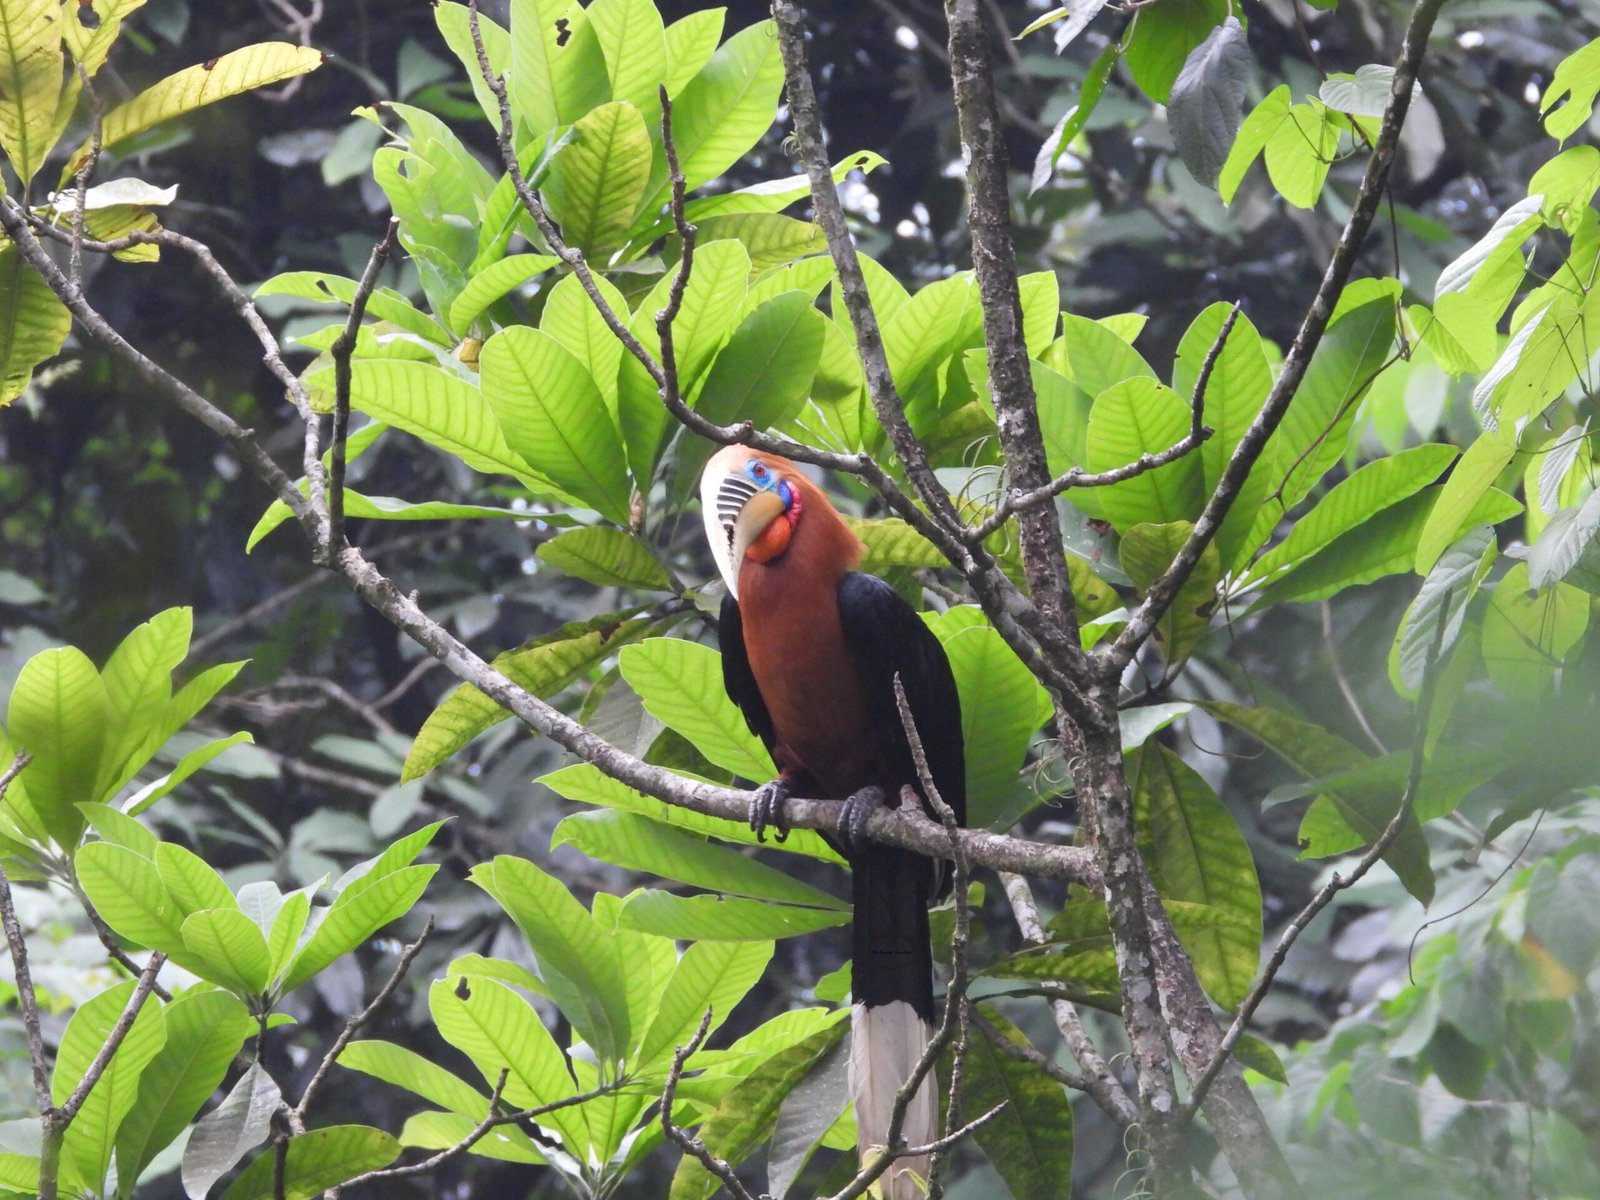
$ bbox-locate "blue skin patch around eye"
[744,461,791,508]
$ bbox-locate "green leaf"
[668,1023,847,1200]
[1125,0,1228,103]
[398,1109,545,1163]
[427,976,586,1150]
[75,841,188,954]
[0,0,62,186]
[1253,484,1520,607]
[0,244,71,404]
[94,608,192,799]
[404,609,657,780]
[619,638,775,780]
[539,271,630,411]
[965,1005,1075,1200]
[266,890,311,982]
[664,9,725,98]
[1434,194,1543,301]
[1482,561,1589,700]
[1172,303,1273,567]
[54,980,167,1194]
[1407,292,1498,376]
[588,0,668,115]
[280,864,435,992]
[481,325,632,522]
[1415,425,1519,573]
[155,842,236,917]
[116,991,254,1198]
[332,359,559,493]
[80,802,159,858]
[66,43,325,180]
[1529,488,1600,588]
[434,2,510,127]
[536,526,671,590]
[1249,444,1459,583]
[446,253,561,334]
[1219,84,1290,204]
[1269,297,1396,511]
[683,153,887,227]
[1541,38,1600,139]
[1527,144,1600,234]
[1121,521,1220,664]
[469,855,633,1063]
[540,763,842,863]
[1086,377,1205,531]
[924,608,1049,828]
[254,270,457,345]
[338,1039,495,1117]
[881,273,984,433]
[1393,526,1495,692]
[1052,314,1157,400]
[183,1061,280,1200]
[637,939,773,1066]
[1264,100,1341,209]
[219,1126,399,1200]
[1319,63,1406,117]
[8,645,108,847]
[618,889,850,940]
[638,19,784,218]
[553,810,846,910]
[182,908,273,997]
[1129,744,1261,1009]
[1030,42,1118,194]
[1204,701,1434,904]
[1167,17,1249,188]
[690,212,828,271]
[546,100,653,259]
[694,290,826,431]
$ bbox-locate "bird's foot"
[748,779,792,844]
[839,785,887,858]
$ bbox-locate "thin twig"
[0,752,49,1114]
[328,217,399,554]
[1182,598,1451,1119]
[972,1008,1090,1091]
[65,66,104,286]
[55,952,167,1124]
[79,892,173,1002]
[660,1009,758,1200]
[295,917,433,1121]
[1321,601,1388,754]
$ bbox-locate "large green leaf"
[637,940,773,1066]
[664,9,725,98]
[1263,101,1341,209]
[540,763,841,862]
[1125,0,1227,102]
[1414,425,1520,573]
[93,609,191,799]
[546,100,653,259]
[256,271,453,346]
[403,609,658,780]
[618,889,850,940]
[338,1040,496,1118]
[553,810,845,910]
[694,290,826,430]
[539,271,630,410]
[536,525,672,589]
[447,253,561,333]
[1204,702,1434,904]
[76,841,189,955]
[219,1126,400,1200]
[469,855,633,1063]
[589,0,669,115]
[1053,314,1157,400]
[924,608,1050,828]
[481,325,632,522]
[619,639,775,780]
[65,43,325,179]
[116,990,254,1198]
[54,981,167,1194]
[155,842,236,917]
[965,1005,1075,1200]
[509,0,606,133]
[1129,744,1261,1009]
[1086,377,1205,531]
[668,1023,847,1200]
[637,19,784,217]
[7,645,107,847]
[182,908,273,998]
[1249,444,1459,583]
[0,0,61,185]
[427,975,587,1150]
[280,864,435,992]
[0,245,71,405]
[1541,37,1600,138]
[881,272,983,432]
[1481,561,1589,701]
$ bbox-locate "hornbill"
[700,446,965,1198]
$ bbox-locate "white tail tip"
[850,1001,937,1200]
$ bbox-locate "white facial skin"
[700,450,787,600]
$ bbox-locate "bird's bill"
[701,464,786,599]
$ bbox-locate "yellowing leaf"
[64,42,324,180]
[0,244,70,405]
[0,0,62,186]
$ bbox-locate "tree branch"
[660,1009,758,1200]
[0,752,49,1116]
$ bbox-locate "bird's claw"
[838,785,886,858]
[749,779,792,844]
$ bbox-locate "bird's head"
[701,447,805,598]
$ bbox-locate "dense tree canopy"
[2,0,1599,1197]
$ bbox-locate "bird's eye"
[750,463,768,480]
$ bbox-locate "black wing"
[836,573,966,827]
[718,592,776,752]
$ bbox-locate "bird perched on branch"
[700,446,965,1199]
